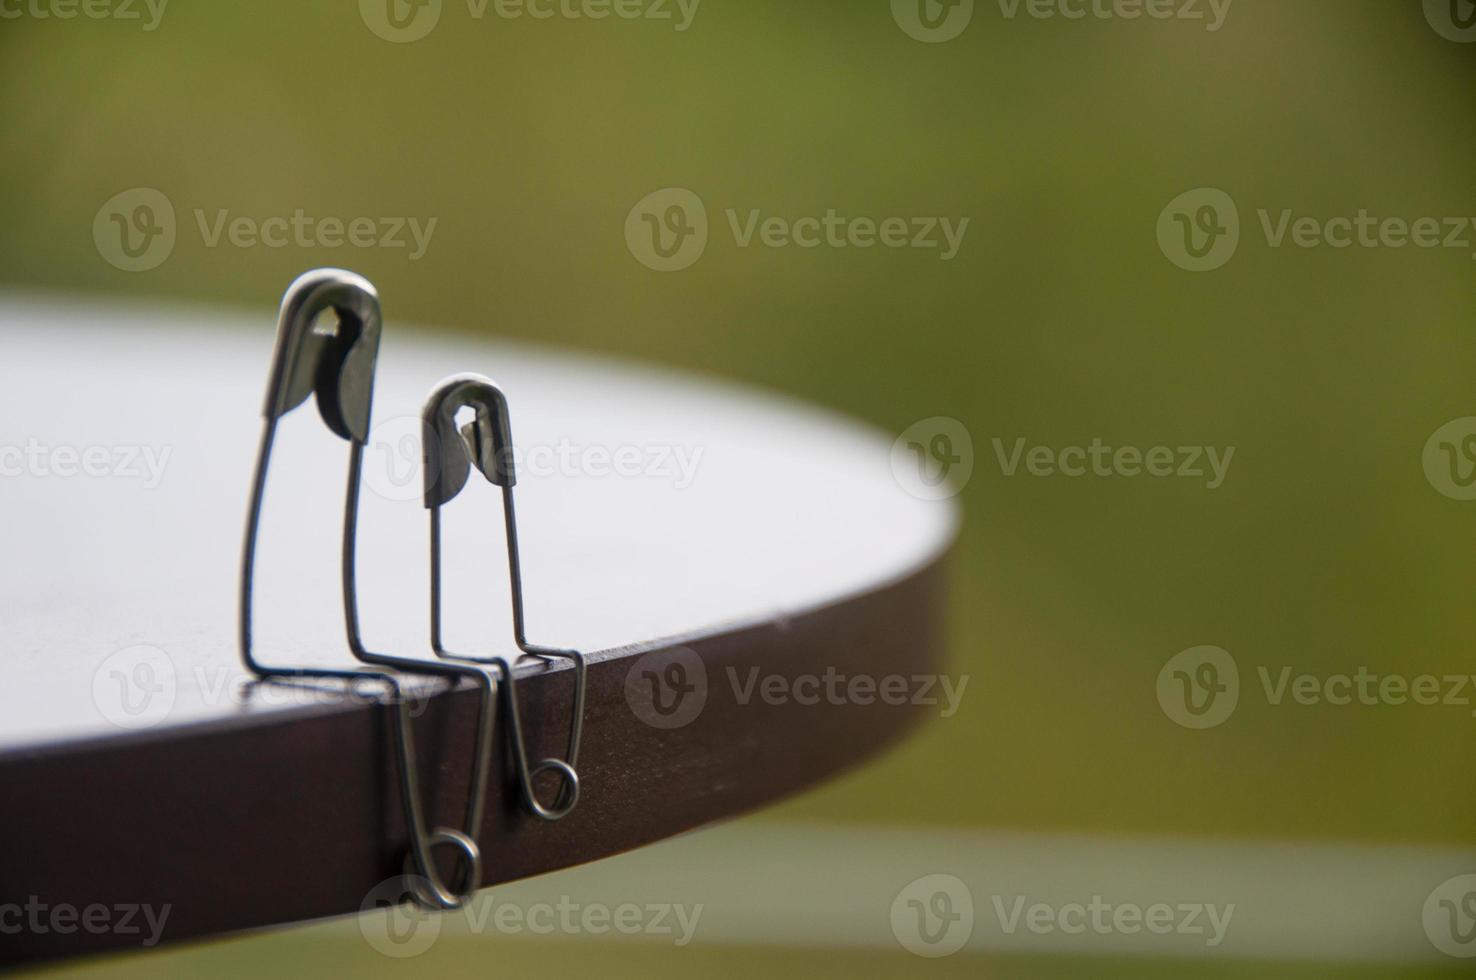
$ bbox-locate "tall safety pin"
[238,269,495,910]
[423,374,587,822]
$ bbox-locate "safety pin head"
[423,373,517,509]
[262,268,383,443]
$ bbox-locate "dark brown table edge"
[0,545,953,967]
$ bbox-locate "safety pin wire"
[429,497,586,821]
[341,440,499,908]
[241,416,492,912]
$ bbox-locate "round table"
[0,295,955,966]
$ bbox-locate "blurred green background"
[5,0,1475,976]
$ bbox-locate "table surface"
[0,293,955,965]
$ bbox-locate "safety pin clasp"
[261,268,382,443]
[424,373,516,506]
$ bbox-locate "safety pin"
[423,374,587,822]
[238,269,495,910]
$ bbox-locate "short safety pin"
[423,373,587,822]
